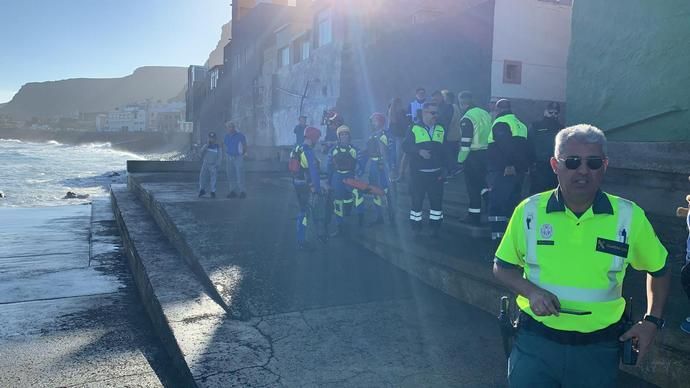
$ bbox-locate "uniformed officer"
[327,125,363,236]
[493,124,670,387]
[456,91,493,225]
[528,101,563,194]
[487,99,530,242]
[362,112,393,225]
[292,126,324,249]
[402,102,446,235]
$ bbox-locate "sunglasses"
[558,156,606,170]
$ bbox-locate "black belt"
[517,312,621,346]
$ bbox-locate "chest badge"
[540,224,553,239]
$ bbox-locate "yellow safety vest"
[458,107,492,163]
[411,124,445,144]
[488,114,527,143]
[496,190,667,332]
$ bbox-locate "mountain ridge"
[1,66,187,120]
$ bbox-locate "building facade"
[567,0,690,141]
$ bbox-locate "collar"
[496,110,513,119]
[546,188,613,215]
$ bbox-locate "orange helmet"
[304,126,322,142]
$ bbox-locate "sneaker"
[227,191,238,199]
[681,317,690,334]
[210,192,216,199]
[239,192,246,199]
[198,189,206,198]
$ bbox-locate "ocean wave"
[0,138,24,143]
[46,140,63,146]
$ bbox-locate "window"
[301,39,310,60]
[503,60,522,84]
[293,34,311,64]
[316,8,332,47]
[278,46,290,68]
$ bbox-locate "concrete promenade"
[112,166,662,387]
[0,200,176,387]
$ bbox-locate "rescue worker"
[528,101,563,194]
[198,131,222,199]
[292,126,323,249]
[456,91,493,225]
[327,125,363,236]
[362,112,392,225]
[493,124,670,387]
[487,99,529,242]
[402,102,446,235]
[322,108,344,153]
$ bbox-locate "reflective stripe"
[538,283,623,303]
[429,209,443,220]
[461,137,472,142]
[468,208,481,214]
[524,195,541,283]
[608,198,633,290]
[410,210,422,221]
[480,188,490,196]
[460,147,470,151]
[488,216,507,222]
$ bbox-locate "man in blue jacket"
[223,121,248,198]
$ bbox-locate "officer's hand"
[419,149,432,159]
[619,320,658,363]
[504,166,516,176]
[527,288,561,316]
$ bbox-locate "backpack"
[288,146,303,174]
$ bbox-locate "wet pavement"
[0,199,178,387]
[123,171,658,387]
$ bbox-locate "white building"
[147,101,186,132]
[106,105,147,132]
[491,0,572,116]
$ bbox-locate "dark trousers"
[445,140,460,170]
[488,172,523,240]
[294,183,311,244]
[530,161,558,195]
[682,259,690,299]
[409,170,444,230]
[464,150,488,215]
[509,329,619,388]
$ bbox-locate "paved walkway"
[0,200,177,387]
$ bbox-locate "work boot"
[227,191,238,199]
[198,189,206,198]
[210,192,216,199]
[239,192,246,199]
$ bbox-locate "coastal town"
[1,1,690,387]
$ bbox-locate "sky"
[0,0,231,103]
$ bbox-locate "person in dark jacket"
[402,102,447,235]
[294,115,307,145]
[528,101,563,194]
[487,99,529,242]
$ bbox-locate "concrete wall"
[491,0,572,124]
[567,0,690,141]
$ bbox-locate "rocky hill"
[1,66,187,120]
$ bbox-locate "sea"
[0,138,142,208]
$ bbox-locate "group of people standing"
[288,87,566,247]
[198,121,248,199]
